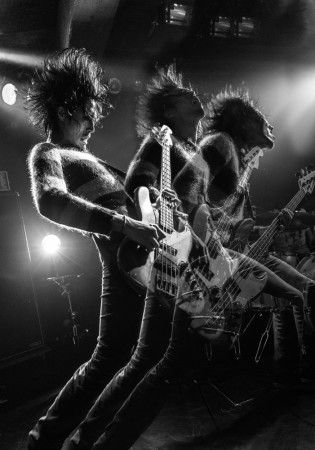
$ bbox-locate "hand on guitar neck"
[278,208,294,229]
[232,208,294,251]
[154,187,180,208]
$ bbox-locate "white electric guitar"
[118,125,200,298]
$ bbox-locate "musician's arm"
[29,143,129,235]
[125,138,161,201]
[255,210,315,230]
[294,211,315,226]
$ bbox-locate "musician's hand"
[278,208,294,229]
[155,188,180,208]
[163,188,180,202]
[149,187,160,203]
[120,216,165,251]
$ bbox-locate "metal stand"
[241,305,275,364]
[47,274,84,348]
[200,340,255,413]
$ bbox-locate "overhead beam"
[69,0,121,57]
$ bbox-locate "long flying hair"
[136,65,198,137]
[25,48,110,135]
[203,87,266,145]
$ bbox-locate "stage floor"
[2,373,315,450]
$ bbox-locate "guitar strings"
[202,181,304,316]
[197,187,306,329]
[180,187,306,331]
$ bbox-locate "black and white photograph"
[1,1,315,449]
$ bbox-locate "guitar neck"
[239,164,252,190]
[160,142,174,232]
[247,188,306,262]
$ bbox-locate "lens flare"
[42,234,61,255]
[2,83,17,105]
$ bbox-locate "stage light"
[237,17,256,38]
[2,83,17,105]
[213,16,234,38]
[42,234,61,255]
[165,2,194,27]
[0,49,45,68]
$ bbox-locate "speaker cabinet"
[0,193,44,363]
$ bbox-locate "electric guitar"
[179,166,315,342]
[175,149,266,341]
[117,125,199,298]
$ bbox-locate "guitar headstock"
[297,166,315,194]
[151,125,173,148]
[242,147,264,170]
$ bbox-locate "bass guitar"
[179,166,315,342]
[117,125,200,298]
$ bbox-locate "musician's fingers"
[149,225,158,240]
[287,210,294,219]
[152,224,166,240]
[164,188,179,201]
[151,238,159,249]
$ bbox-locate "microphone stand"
[47,274,84,348]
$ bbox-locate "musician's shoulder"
[139,134,161,152]
[133,134,162,167]
[28,141,57,164]
[199,132,234,165]
[200,132,233,152]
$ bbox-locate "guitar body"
[189,300,244,342]
[177,260,244,341]
[232,264,267,307]
[185,164,315,343]
[118,186,194,296]
[185,203,266,341]
[177,256,267,342]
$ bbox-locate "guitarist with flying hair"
[26,48,164,450]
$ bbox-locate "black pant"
[67,252,308,449]
[67,291,174,449]
[27,259,143,450]
[71,294,195,450]
[263,254,315,371]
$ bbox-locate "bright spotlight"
[2,83,17,105]
[42,234,61,255]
